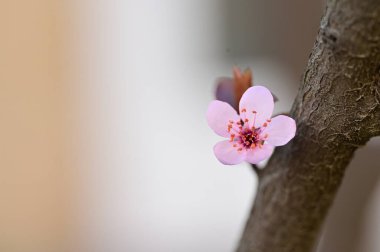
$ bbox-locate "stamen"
[238,109,251,129]
[230,134,236,142]
[227,123,239,134]
[252,110,257,126]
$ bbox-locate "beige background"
[0,1,68,251]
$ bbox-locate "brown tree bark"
[237,0,380,251]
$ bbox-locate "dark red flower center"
[239,128,260,149]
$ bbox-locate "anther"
[230,134,235,142]
[228,126,233,133]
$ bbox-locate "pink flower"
[207,86,296,165]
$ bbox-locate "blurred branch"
[237,0,380,251]
[251,164,261,177]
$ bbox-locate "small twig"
[251,164,262,177]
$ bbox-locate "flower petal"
[239,86,274,128]
[213,140,246,165]
[206,100,240,137]
[245,144,274,164]
[262,115,296,146]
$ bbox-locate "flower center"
[239,128,260,149]
[227,110,270,152]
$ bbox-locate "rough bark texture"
[237,0,380,251]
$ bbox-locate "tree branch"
[237,0,380,251]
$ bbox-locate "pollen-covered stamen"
[243,118,249,129]
[252,110,257,127]
[230,134,236,142]
[240,108,248,123]
[262,119,271,128]
[227,120,239,134]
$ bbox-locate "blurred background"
[1,0,380,251]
